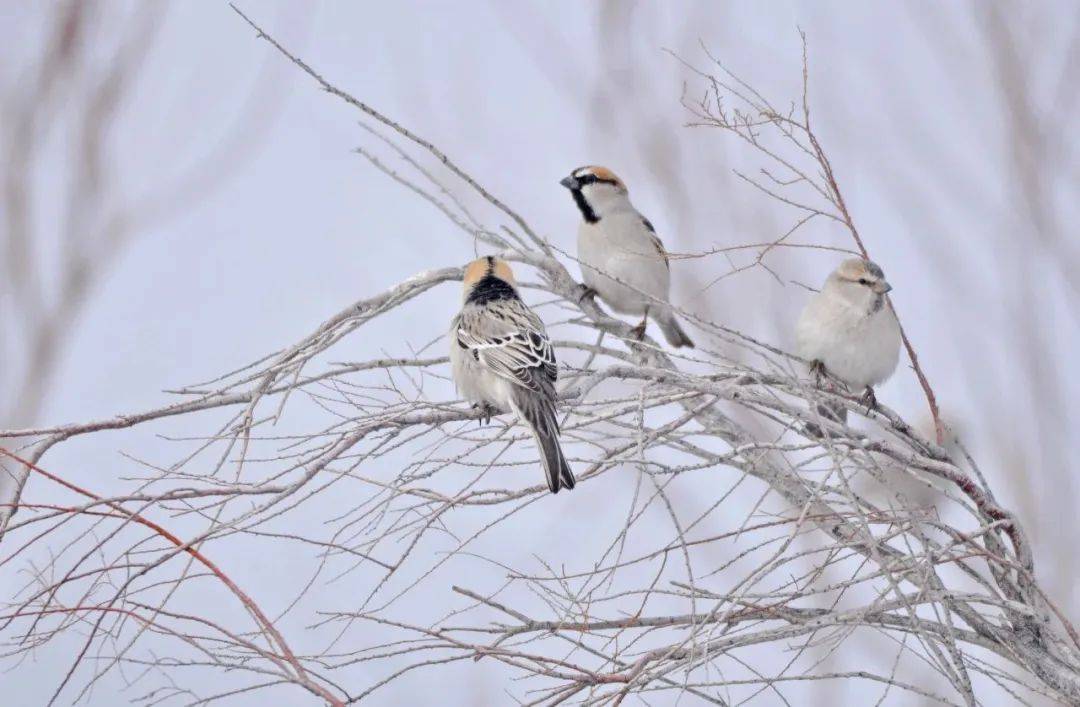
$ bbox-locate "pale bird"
[560,166,694,348]
[449,256,576,493]
[796,258,901,423]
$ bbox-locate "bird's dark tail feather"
[658,315,695,349]
[511,393,575,493]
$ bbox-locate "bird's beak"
[874,280,893,294]
[559,175,579,190]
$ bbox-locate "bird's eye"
[858,278,870,285]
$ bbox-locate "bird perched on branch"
[560,166,694,348]
[450,256,576,493]
[796,258,901,424]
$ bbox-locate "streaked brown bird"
[449,256,575,493]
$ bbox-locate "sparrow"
[449,256,576,493]
[796,258,901,423]
[560,166,694,348]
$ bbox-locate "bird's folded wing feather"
[641,216,670,270]
[456,304,557,391]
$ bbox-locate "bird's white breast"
[796,295,901,388]
[449,328,513,410]
[577,212,670,316]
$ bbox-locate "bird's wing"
[456,300,557,392]
[641,216,670,270]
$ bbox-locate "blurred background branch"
[0,1,287,523]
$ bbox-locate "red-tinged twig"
[805,113,945,445]
[0,448,346,707]
[797,30,945,445]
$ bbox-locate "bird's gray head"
[559,165,630,223]
[825,258,893,312]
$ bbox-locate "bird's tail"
[510,390,575,493]
[656,311,695,349]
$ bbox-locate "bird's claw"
[472,402,497,426]
[859,386,878,414]
[809,359,826,384]
[577,285,598,305]
[630,319,647,341]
